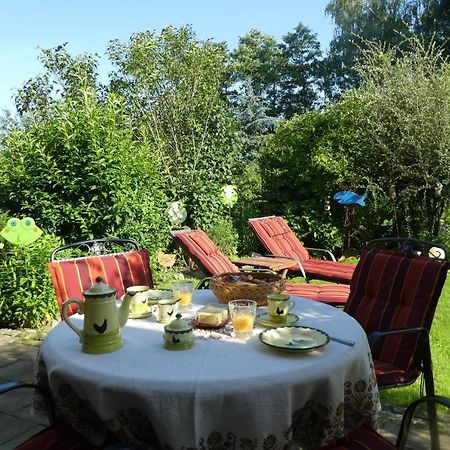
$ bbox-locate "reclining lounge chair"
[248,215,356,284]
[171,228,350,306]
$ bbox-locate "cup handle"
[288,299,295,311]
[151,304,159,319]
[62,298,84,340]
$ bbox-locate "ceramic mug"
[266,293,295,323]
[151,298,180,324]
[126,285,151,316]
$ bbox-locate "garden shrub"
[0,85,168,258]
[0,229,62,329]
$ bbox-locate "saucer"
[255,313,299,328]
[129,310,152,319]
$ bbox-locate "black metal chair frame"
[367,237,449,260]
[50,238,140,261]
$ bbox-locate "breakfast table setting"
[34,274,381,450]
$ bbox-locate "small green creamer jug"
[62,276,136,354]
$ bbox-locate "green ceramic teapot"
[62,276,136,354]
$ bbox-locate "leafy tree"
[263,37,450,249]
[230,24,323,118]
[14,43,100,117]
[325,0,413,96]
[0,74,167,255]
[107,26,243,231]
[278,23,323,117]
[230,29,282,116]
[345,38,450,238]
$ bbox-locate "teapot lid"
[164,313,193,334]
[83,276,117,297]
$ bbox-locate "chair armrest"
[0,381,56,423]
[368,327,434,396]
[367,326,428,348]
[304,247,336,261]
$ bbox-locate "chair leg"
[421,333,440,450]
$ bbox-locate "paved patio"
[0,327,448,450]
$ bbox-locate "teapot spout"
[119,291,135,327]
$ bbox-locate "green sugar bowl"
[163,313,195,351]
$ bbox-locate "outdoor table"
[232,255,298,276]
[35,290,380,450]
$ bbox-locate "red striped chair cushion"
[283,283,350,305]
[172,229,239,276]
[248,216,311,261]
[300,259,355,284]
[345,247,450,384]
[318,424,396,449]
[48,249,154,317]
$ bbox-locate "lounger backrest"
[171,229,238,276]
[248,216,310,261]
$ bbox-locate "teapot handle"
[62,298,84,340]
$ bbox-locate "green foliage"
[0,77,167,256]
[0,223,61,328]
[230,24,323,118]
[107,26,243,231]
[346,38,450,238]
[262,37,450,248]
[204,215,239,259]
[260,110,353,250]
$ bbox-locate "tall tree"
[325,0,414,96]
[230,29,282,116]
[279,23,323,117]
[107,26,243,228]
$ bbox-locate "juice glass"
[229,299,257,339]
[172,280,193,310]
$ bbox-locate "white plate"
[259,326,329,352]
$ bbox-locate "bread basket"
[209,272,285,306]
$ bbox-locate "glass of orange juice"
[229,299,257,339]
[172,280,193,310]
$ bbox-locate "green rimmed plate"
[255,312,299,328]
[259,326,330,352]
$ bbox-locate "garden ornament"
[167,201,187,226]
[220,185,238,206]
[0,217,42,246]
[333,191,367,207]
[61,276,136,354]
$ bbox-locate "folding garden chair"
[47,238,154,317]
[248,215,356,283]
[344,244,450,450]
[171,228,350,306]
[319,395,450,450]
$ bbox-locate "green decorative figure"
[220,185,238,207]
[1,217,42,246]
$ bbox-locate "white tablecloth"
[36,290,380,450]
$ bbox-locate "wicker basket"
[209,272,285,306]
